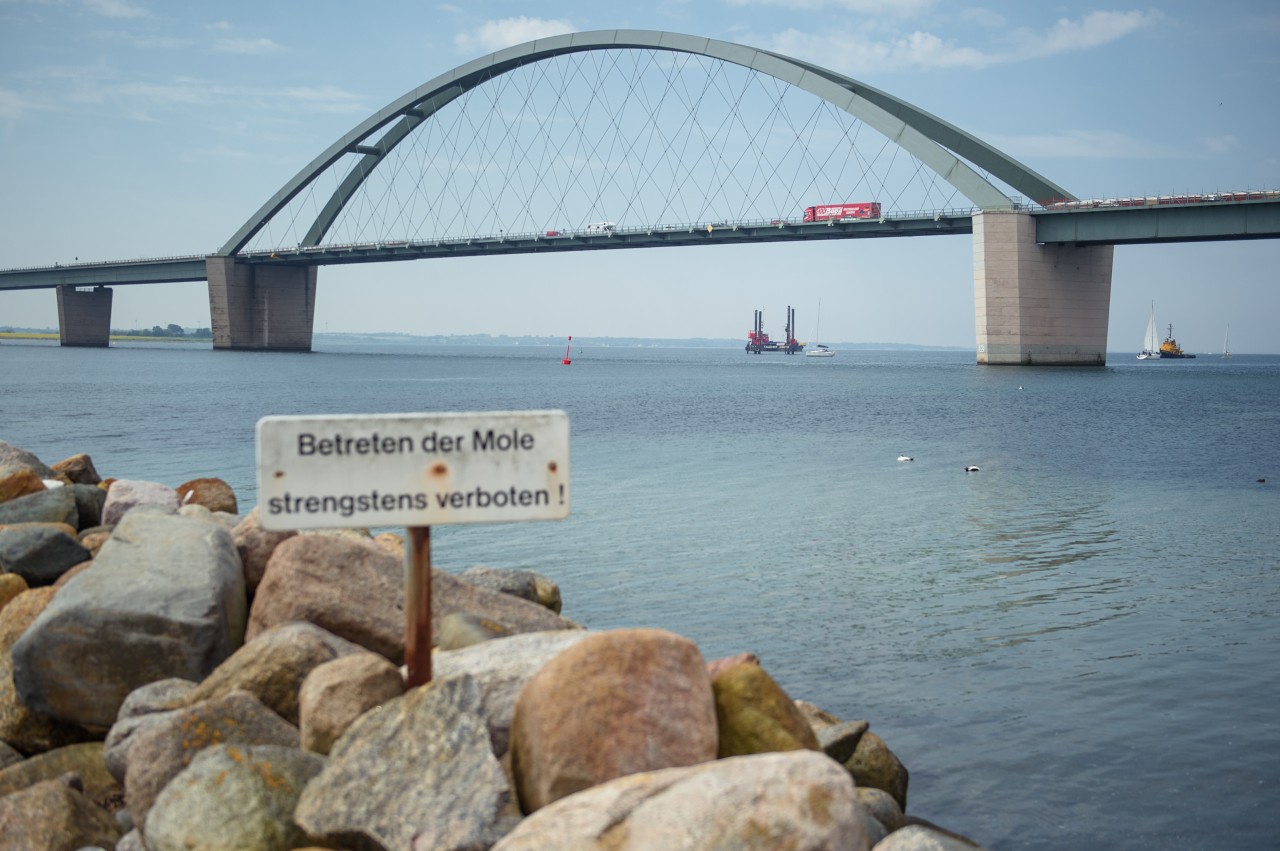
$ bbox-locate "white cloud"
[454,17,576,55]
[1016,10,1160,58]
[726,0,934,13]
[83,0,146,19]
[0,87,36,119]
[1202,135,1238,154]
[212,37,284,55]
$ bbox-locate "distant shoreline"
[0,332,212,343]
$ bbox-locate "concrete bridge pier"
[973,211,1114,365]
[206,257,317,351]
[56,285,113,347]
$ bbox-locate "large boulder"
[298,652,405,755]
[846,730,909,812]
[231,506,296,592]
[295,673,517,851]
[248,536,577,664]
[144,744,324,851]
[50,453,101,485]
[123,690,299,832]
[0,524,90,586]
[0,587,94,755]
[0,487,78,527]
[176,476,238,515]
[0,742,121,812]
[711,659,822,758]
[0,774,123,851]
[509,628,718,814]
[101,479,180,526]
[0,440,55,478]
[103,678,196,783]
[10,511,247,730]
[433,629,589,758]
[459,565,540,603]
[0,572,28,612]
[177,621,366,726]
[0,467,44,504]
[247,535,406,662]
[492,750,870,851]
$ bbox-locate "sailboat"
[805,299,836,358]
[1137,303,1160,360]
[1222,325,1232,358]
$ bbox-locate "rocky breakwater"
[0,437,987,851]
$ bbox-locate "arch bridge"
[10,31,1280,363]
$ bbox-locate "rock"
[175,476,238,515]
[706,651,760,679]
[433,630,590,758]
[460,564,540,603]
[0,587,94,755]
[123,690,300,831]
[0,486,78,527]
[101,479,179,525]
[531,573,562,614]
[0,774,123,851]
[231,507,296,593]
[0,742,121,811]
[0,741,21,770]
[372,531,402,556]
[0,440,55,478]
[103,679,196,783]
[116,829,145,851]
[872,823,985,850]
[433,564,578,644]
[847,731,909,813]
[66,483,106,529]
[492,750,869,851]
[179,621,366,725]
[0,467,44,504]
[298,652,404,755]
[144,744,324,851]
[51,452,102,485]
[51,560,92,588]
[249,536,578,664]
[296,673,517,851]
[0,524,91,586]
[0,572,28,612]
[859,786,907,833]
[509,627,718,814]
[819,719,871,765]
[796,699,844,733]
[77,526,113,557]
[437,610,514,650]
[10,511,247,730]
[247,535,406,662]
[711,660,822,758]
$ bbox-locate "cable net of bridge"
[244,49,989,252]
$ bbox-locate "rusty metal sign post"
[257,410,571,688]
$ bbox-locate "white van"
[584,221,615,234]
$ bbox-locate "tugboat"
[1159,324,1196,359]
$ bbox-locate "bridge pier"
[56,285,113,347]
[973,211,1113,366]
[206,257,316,351]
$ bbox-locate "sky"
[1,0,1277,352]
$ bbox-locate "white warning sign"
[256,410,570,530]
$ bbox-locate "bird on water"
[897,454,913,462]
[965,465,980,472]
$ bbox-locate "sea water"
[2,339,1277,850]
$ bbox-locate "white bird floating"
[897,454,913,462]
[964,465,980,472]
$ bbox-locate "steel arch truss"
[219,30,1074,257]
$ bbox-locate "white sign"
[256,410,570,530]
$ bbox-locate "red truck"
[802,202,882,222]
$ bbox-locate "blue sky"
[1,1,1277,351]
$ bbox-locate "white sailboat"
[1222,325,1232,358]
[1137,303,1160,359]
[805,299,836,358]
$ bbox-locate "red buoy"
[562,335,572,365]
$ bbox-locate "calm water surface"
[3,340,1278,850]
